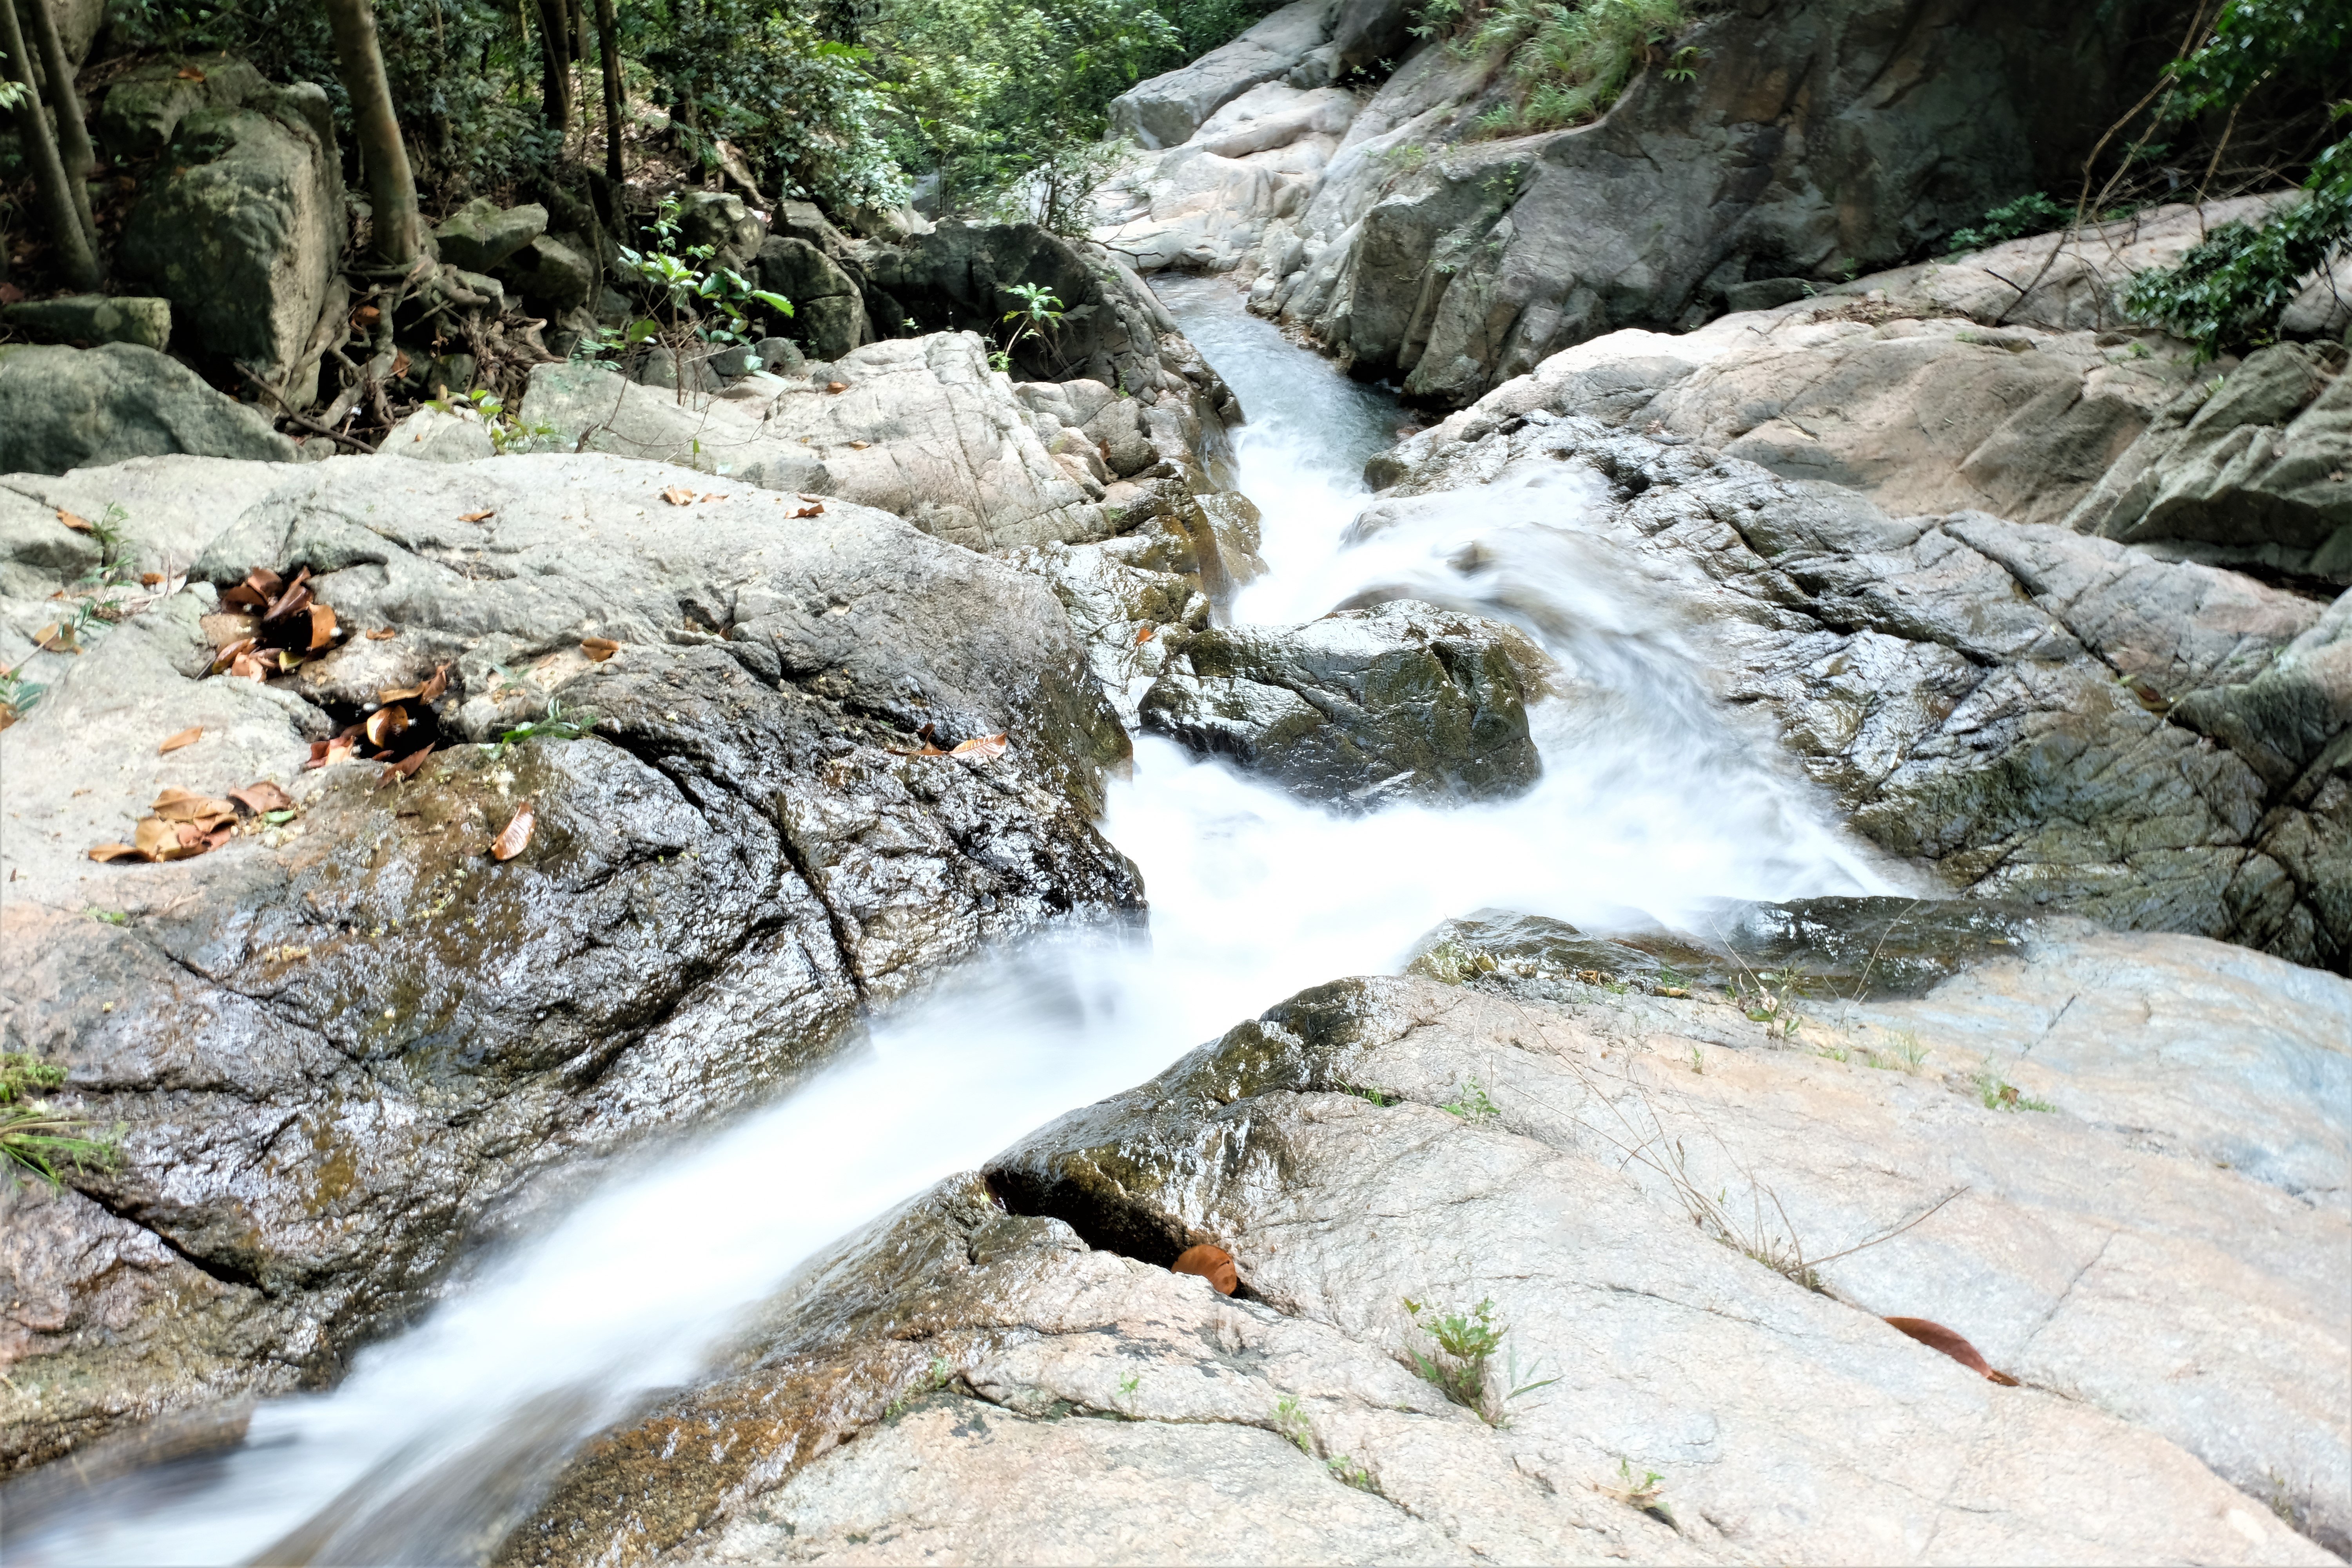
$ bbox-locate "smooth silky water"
[13,276,1895,1565]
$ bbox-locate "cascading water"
[13,277,1894,1566]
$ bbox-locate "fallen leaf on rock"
[228,650,269,681]
[661,486,697,506]
[141,572,163,586]
[175,64,205,80]
[58,509,93,532]
[950,733,1007,760]
[228,781,294,815]
[158,726,203,754]
[492,800,535,861]
[307,603,337,650]
[798,494,825,503]
[1135,625,1154,644]
[1172,1244,1238,1295]
[581,637,620,661]
[825,381,847,394]
[366,627,397,641]
[261,569,313,624]
[305,736,358,770]
[793,502,825,517]
[218,569,281,611]
[392,350,412,378]
[151,786,238,827]
[458,509,496,523]
[847,440,870,450]
[1883,1317,2020,1385]
[379,744,435,786]
[88,841,146,863]
[352,305,381,329]
[365,705,410,748]
[33,623,76,653]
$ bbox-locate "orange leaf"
[1883,1318,2019,1385]
[661,486,697,506]
[58,509,93,532]
[378,744,435,787]
[141,572,164,586]
[949,733,1007,760]
[151,786,237,824]
[825,381,847,394]
[228,780,294,814]
[581,637,620,661]
[366,627,398,640]
[352,305,382,328]
[175,65,205,80]
[365,705,410,748]
[492,800,535,861]
[700,492,730,503]
[419,663,449,702]
[88,842,147,863]
[229,651,269,681]
[793,503,824,518]
[1135,625,1155,644]
[459,509,496,523]
[158,726,203,754]
[307,603,337,651]
[1171,1244,1238,1296]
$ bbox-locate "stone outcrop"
[0,296,172,351]
[1363,413,2349,970]
[1107,0,2226,407]
[115,80,345,405]
[1108,0,1344,149]
[495,926,2350,1564]
[0,449,1139,1471]
[0,344,296,477]
[1139,599,1549,806]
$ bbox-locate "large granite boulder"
[1139,599,1548,807]
[434,198,548,273]
[495,930,2348,1564]
[116,87,344,404]
[755,234,872,360]
[1366,412,2349,971]
[0,344,295,477]
[2064,341,2352,583]
[93,53,269,162]
[1107,0,1339,149]
[0,450,1138,1470]
[519,336,1119,550]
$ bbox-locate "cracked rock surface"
[495,927,2345,1565]
[0,451,1140,1470]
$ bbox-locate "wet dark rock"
[0,451,1139,1470]
[756,236,872,361]
[1139,599,1546,807]
[1406,899,2042,1001]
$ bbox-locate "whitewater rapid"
[15,277,1891,1565]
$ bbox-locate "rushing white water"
[14,278,1892,1566]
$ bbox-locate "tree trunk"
[323,0,423,265]
[0,0,98,288]
[593,0,622,184]
[530,0,569,130]
[22,0,96,251]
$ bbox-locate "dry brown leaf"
[1135,625,1155,644]
[228,650,269,681]
[824,381,847,394]
[352,305,381,329]
[88,841,146,862]
[365,705,410,748]
[58,509,93,532]
[1883,1317,2020,1385]
[366,626,398,641]
[175,64,205,80]
[1171,1244,1238,1296]
[158,726,203,755]
[581,637,620,662]
[661,486,698,506]
[797,494,826,503]
[305,736,358,771]
[792,503,824,518]
[378,744,435,787]
[458,508,496,523]
[392,350,412,378]
[141,572,164,586]
[949,733,1008,760]
[228,780,294,815]
[136,815,208,861]
[492,800,535,861]
[307,603,337,651]
[33,622,75,653]
[151,786,238,826]
[700,492,730,503]
[847,440,870,450]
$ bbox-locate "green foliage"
[1401,1296,1558,1423]
[1272,1393,1312,1451]
[2,1053,119,1187]
[495,697,597,751]
[1944,192,2073,255]
[1976,1068,2055,1113]
[1439,1078,1499,1122]
[2120,3,2352,357]
[0,661,43,723]
[1419,0,1688,136]
[428,388,558,452]
[2126,140,2352,358]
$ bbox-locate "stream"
[17,277,1892,1566]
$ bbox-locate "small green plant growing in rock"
[430,388,557,454]
[2,1053,118,1187]
[1864,1031,1929,1073]
[1380,141,1432,174]
[1402,1297,1558,1424]
[613,195,795,391]
[1116,1372,1140,1400]
[1327,1454,1379,1492]
[883,1355,956,1419]
[998,282,1067,373]
[494,699,598,752]
[1601,1457,1672,1523]
[1345,1084,1399,1107]
[0,661,44,727]
[1440,1078,1500,1122]
[1976,1069,2054,1113]
[1944,192,2073,256]
[1272,1394,1312,1452]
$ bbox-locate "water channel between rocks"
[22,278,1896,1566]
